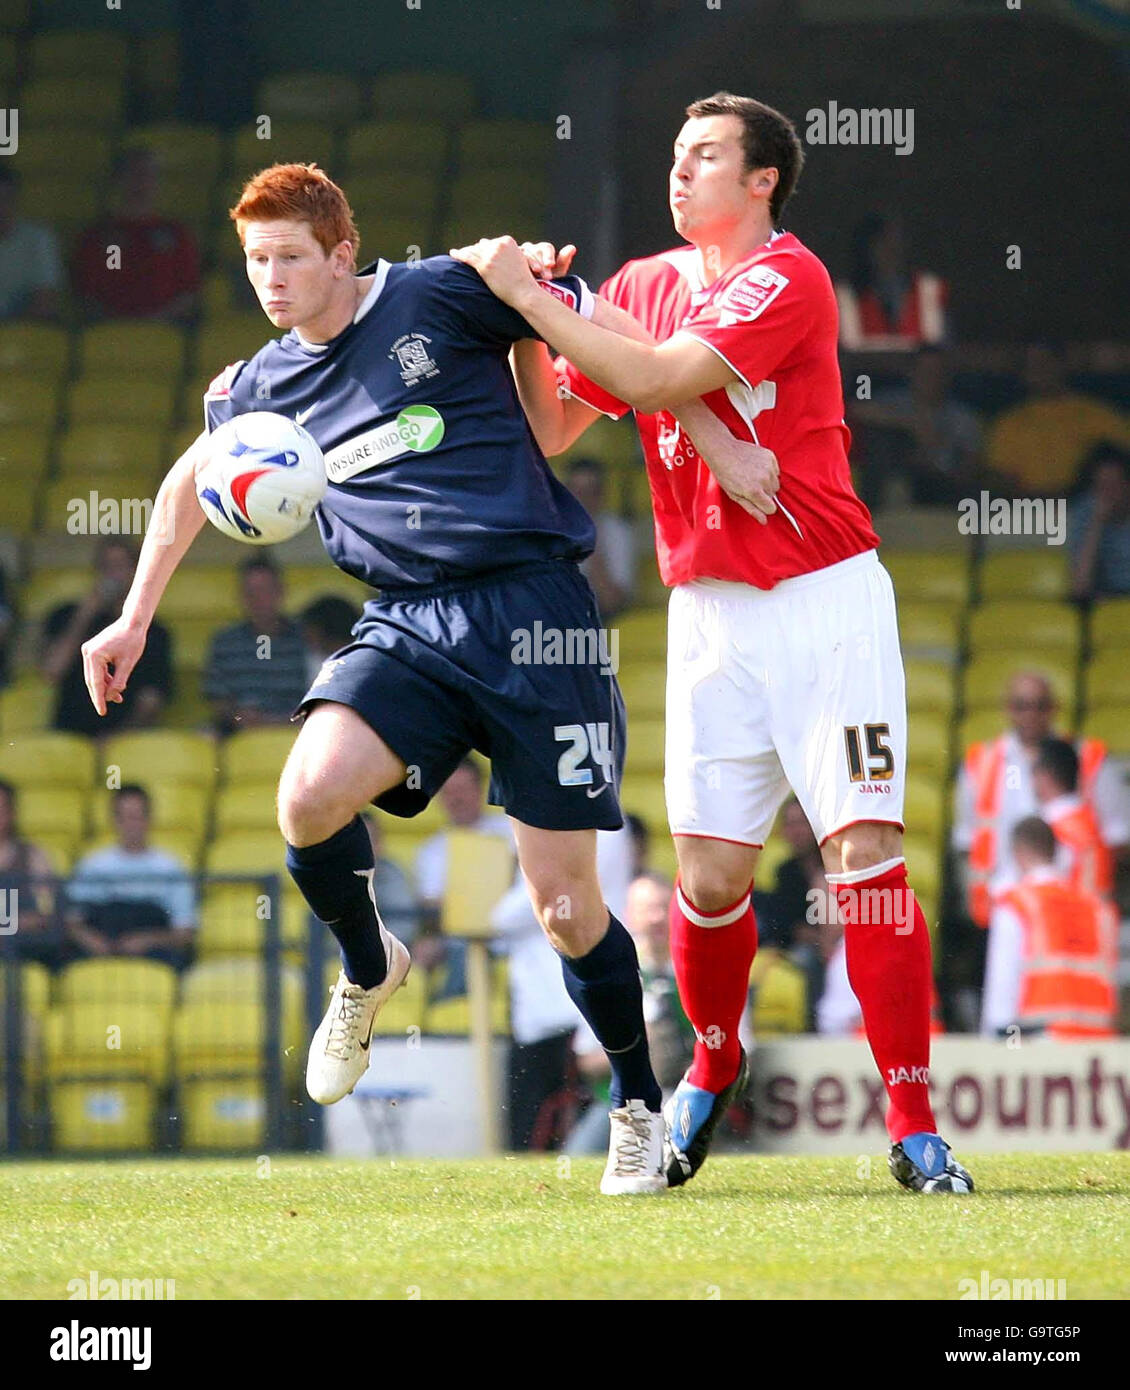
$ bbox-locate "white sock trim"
[676,884,751,928]
[824,855,906,887]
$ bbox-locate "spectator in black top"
[1069,442,1130,603]
[299,594,361,685]
[204,556,310,734]
[0,779,62,967]
[40,539,172,737]
[769,797,829,1029]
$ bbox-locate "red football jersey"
[557,232,880,589]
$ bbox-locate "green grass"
[2,1153,1128,1300]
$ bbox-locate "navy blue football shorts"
[295,559,626,831]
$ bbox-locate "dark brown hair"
[685,92,804,224]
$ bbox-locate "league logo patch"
[717,266,789,326]
[537,280,579,311]
[389,333,440,387]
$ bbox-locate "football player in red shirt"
[453,92,973,1195]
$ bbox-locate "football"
[195,411,327,545]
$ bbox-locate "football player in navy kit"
[79,163,768,1193]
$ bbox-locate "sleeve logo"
[717,265,789,326]
[537,279,579,311]
[204,361,245,399]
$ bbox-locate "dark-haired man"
[457,92,973,1194]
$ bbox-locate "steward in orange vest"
[1034,738,1114,901]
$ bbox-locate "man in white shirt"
[66,784,196,967]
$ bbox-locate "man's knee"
[824,822,904,876]
[277,767,347,848]
[675,836,758,912]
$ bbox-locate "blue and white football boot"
[664,1047,749,1188]
[889,1132,975,1193]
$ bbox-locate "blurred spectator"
[41,538,172,737]
[816,925,862,1036]
[850,346,985,507]
[984,344,1130,494]
[300,594,361,685]
[359,811,421,948]
[65,785,196,969]
[0,779,63,967]
[837,213,947,352]
[952,671,1130,926]
[565,869,694,1155]
[72,147,200,323]
[1068,442,1130,601]
[564,458,635,618]
[204,556,310,735]
[981,816,1117,1038]
[767,796,829,1026]
[0,165,63,322]
[0,562,14,687]
[623,811,650,878]
[492,826,634,1151]
[1032,738,1114,901]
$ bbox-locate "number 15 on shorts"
[556,722,614,790]
[844,722,895,782]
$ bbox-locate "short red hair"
[229,162,360,263]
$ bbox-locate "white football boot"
[600,1099,668,1195]
[306,923,411,1105]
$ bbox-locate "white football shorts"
[664,549,907,846]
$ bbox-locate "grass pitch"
[2,1153,1128,1300]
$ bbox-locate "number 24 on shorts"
[555,722,614,787]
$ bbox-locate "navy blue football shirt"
[203,255,597,589]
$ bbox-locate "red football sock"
[669,878,758,1092]
[830,858,937,1142]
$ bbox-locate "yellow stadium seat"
[379,828,428,878]
[102,731,219,791]
[753,833,791,890]
[0,961,51,1020]
[1090,599,1130,650]
[370,70,476,121]
[424,962,509,1036]
[165,618,216,673]
[0,372,59,428]
[49,1079,157,1151]
[67,377,177,428]
[181,960,305,1044]
[749,949,806,1036]
[1081,708,1130,757]
[16,786,87,844]
[967,600,1081,655]
[616,664,667,719]
[0,483,37,533]
[27,28,129,78]
[230,119,338,176]
[173,995,302,1084]
[903,835,942,919]
[883,552,971,604]
[161,681,212,734]
[963,653,1077,712]
[222,727,296,785]
[448,171,548,225]
[197,881,272,957]
[457,120,552,168]
[57,959,177,1024]
[907,711,952,776]
[616,609,669,663]
[46,1000,171,1085]
[19,567,89,621]
[126,122,225,182]
[55,423,165,477]
[30,834,76,874]
[0,425,52,484]
[624,715,665,775]
[1086,651,1130,709]
[0,733,95,789]
[904,658,958,714]
[180,1077,266,1150]
[0,675,53,740]
[349,173,439,225]
[78,322,187,380]
[980,548,1069,601]
[256,71,363,123]
[0,323,70,378]
[39,477,158,533]
[19,76,125,129]
[903,777,946,840]
[620,775,668,835]
[346,120,447,174]
[442,830,515,938]
[897,601,963,658]
[160,565,241,621]
[212,783,280,836]
[205,831,285,875]
[196,316,271,377]
[9,128,111,182]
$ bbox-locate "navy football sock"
[285,817,388,988]
[561,914,662,1112]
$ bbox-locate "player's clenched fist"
[705,437,780,524]
[81,617,147,716]
[450,236,540,308]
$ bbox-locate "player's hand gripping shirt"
[205,256,597,589]
[558,232,880,589]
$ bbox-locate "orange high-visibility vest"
[1046,799,1114,902]
[965,736,1107,926]
[837,272,947,351]
[1000,879,1117,1039]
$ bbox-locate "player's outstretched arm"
[81,432,210,716]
